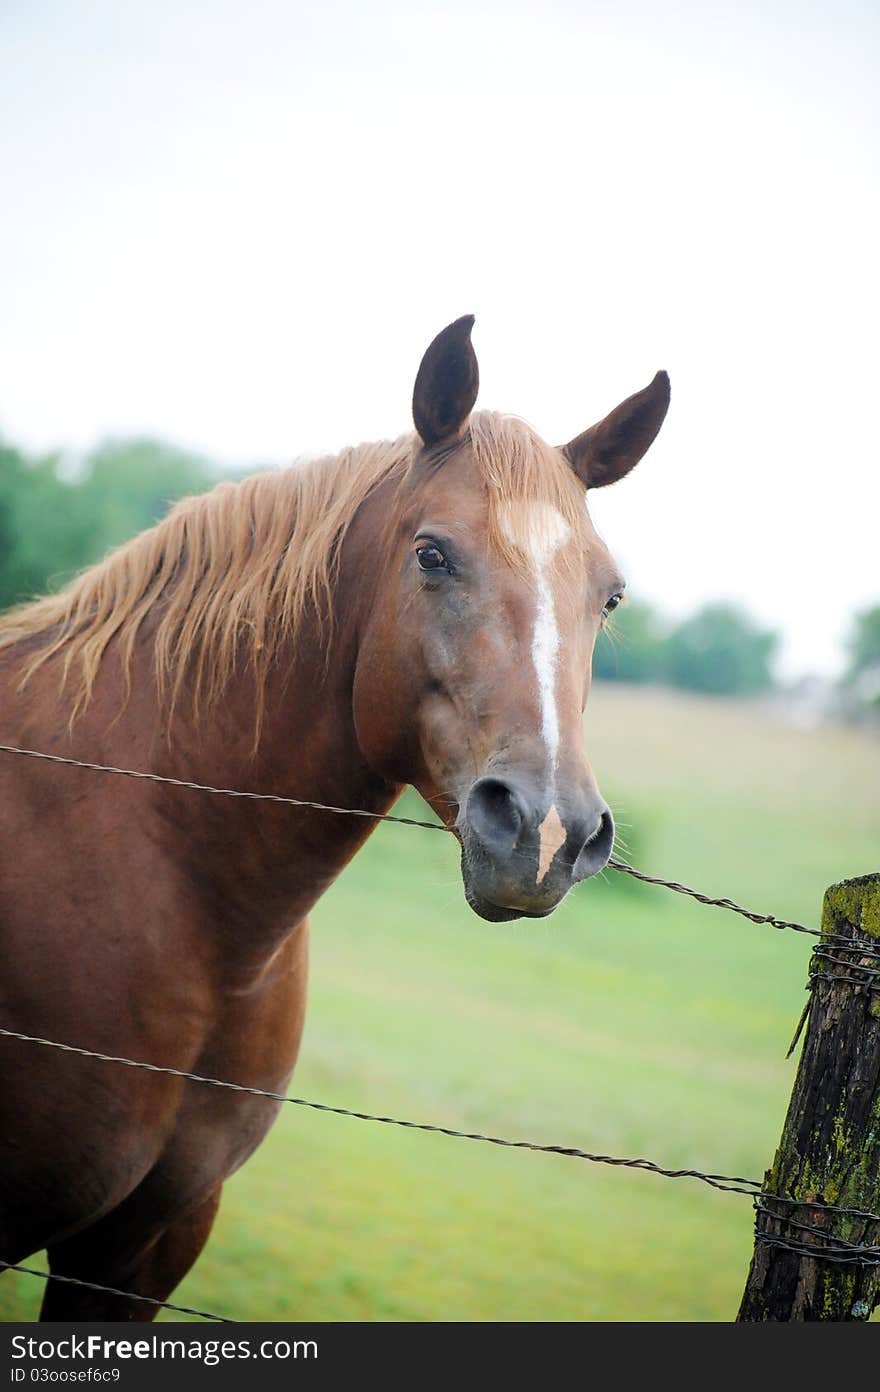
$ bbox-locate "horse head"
[353,316,669,921]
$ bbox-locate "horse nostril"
[466,776,526,858]
[573,806,615,882]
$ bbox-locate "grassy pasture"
[3,684,879,1321]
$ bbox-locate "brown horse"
[0,318,669,1319]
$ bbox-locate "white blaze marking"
[532,561,561,770]
[500,501,571,781]
[499,503,572,882]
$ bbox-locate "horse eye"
[602,592,624,619]
[416,543,448,572]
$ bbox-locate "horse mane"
[0,413,590,738]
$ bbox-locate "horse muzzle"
[456,774,614,922]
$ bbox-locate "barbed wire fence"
[0,743,877,1323]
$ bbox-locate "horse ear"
[412,315,480,447]
[561,371,670,489]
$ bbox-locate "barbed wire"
[2,1023,879,1230]
[0,744,449,833]
[753,1192,880,1223]
[808,941,880,994]
[0,1024,762,1197]
[809,971,880,993]
[2,738,878,1318]
[0,742,822,938]
[754,1203,880,1256]
[755,1232,880,1268]
[813,943,880,965]
[604,859,820,937]
[0,1260,230,1322]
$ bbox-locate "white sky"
[1,0,878,677]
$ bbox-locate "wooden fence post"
[738,873,880,1321]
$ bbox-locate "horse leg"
[39,1186,222,1322]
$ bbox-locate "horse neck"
[149,602,399,938]
[38,514,401,950]
[175,472,399,816]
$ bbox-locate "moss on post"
[738,873,880,1322]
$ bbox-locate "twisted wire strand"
[0,744,449,833]
[5,1023,879,1228]
[605,858,820,937]
[3,739,878,1301]
[809,970,880,993]
[754,1203,880,1255]
[754,1232,880,1268]
[0,743,822,938]
[812,944,880,965]
[753,1193,880,1223]
[0,1024,761,1196]
[0,1260,231,1322]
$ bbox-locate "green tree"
[0,443,99,610]
[0,436,222,614]
[841,605,880,710]
[76,438,219,553]
[664,603,778,696]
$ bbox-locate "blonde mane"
[0,413,590,737]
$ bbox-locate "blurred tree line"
[0,437,221,612]
[596,595,880,715]
[839,605,880,717]
[2,433,875,709]
[594,597,779,696]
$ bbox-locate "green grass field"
[3,684,879,1322]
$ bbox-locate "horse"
[0,317,669,1319]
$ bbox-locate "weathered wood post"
[738,873,880,1321]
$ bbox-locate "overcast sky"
[2,0,878,677]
